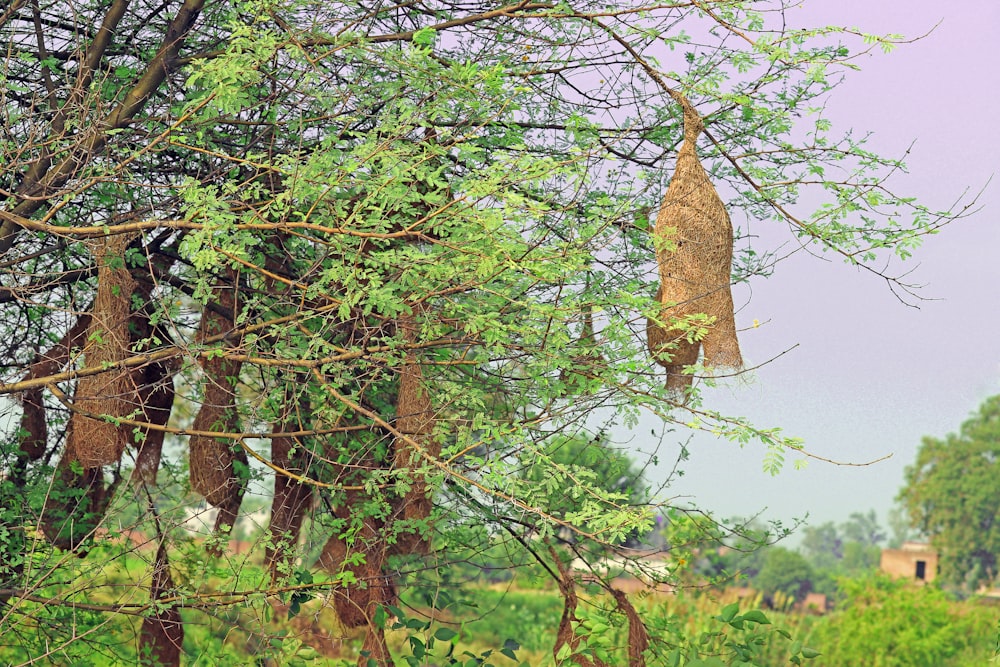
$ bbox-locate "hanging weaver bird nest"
[266,387,314,581]
[68,234,137,467]
[127,278,178,486]
[129,359,176,487]
[554,564,608,667]
[139,543,183,667]
[559,288,605,395]
[610,588,651,667]
[318,502,398,629]
[391,307,440,555]
[188,276,248,542]
[15,315,92,462]
[647,96,742,393]
[41,429,120,551]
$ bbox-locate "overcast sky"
[637,0,1000,534]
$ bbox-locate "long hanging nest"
[15,315,92,466]
[390,304,439,555]
[127,276,178,487]
[647,95,742,393]
[138,541,183,667]
[554,561,607,667]
[316,425,398,639]
[40,425,121,551]
[317,489,398,631]
[188,270,248,546]
[610,588,650,667]
[24,315,114,553]
[128,359,176,487]
[559,274,605,395]
[552,557,650,667]
[265,383,314,581]
[68,234,137,467]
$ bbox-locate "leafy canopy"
[0,0,969,664]
[899,395,1000,591]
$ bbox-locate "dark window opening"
[915,560,927,580]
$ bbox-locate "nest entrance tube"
[647,95,742,393]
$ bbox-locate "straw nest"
[559,295,605,394]
[315,439,397,629]
[126,278,178,486]
[317,502,397,629]
[647,99,741,392]
[24,315,116,552]
[266,389,314,581]
[554,568,608,667]
[16,315,92,462]
[139,543,183,667]
[40,428,118,551]
[611,588,650,667]
[68,234,137,467]
[129,359,176,486]
[188,279,248,542]
[553,563,649,667]
[391,308,439,555]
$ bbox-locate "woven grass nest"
[265,389,314,581]
[318,498,398,629]
[69,234,136,467]
[188,278,248,541]
[647,98,742,393]
[391,307,439,554]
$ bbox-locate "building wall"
[880,543,938,583]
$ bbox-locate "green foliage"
[798,510,885,594]
[899,395,1000,590]
[753,548,815,602]
[810,574,996,667]
[453,587,565,655]
[0,0,974,664]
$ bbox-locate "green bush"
[809,574,995,667]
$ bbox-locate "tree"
[753,547,815,602]
[521,434,651,544]
[0,1,966,665]
[811,574,995,667]
[800,522,844,572]
[899,395,1000,591]
[800,510,885,577]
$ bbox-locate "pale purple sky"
[640,0,1000,532]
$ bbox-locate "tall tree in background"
[0,0,966,664]
[800,510,885,574]
[900,395,1000,592]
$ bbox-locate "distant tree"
[899,395,1000,591]
[753,547,815,601]
[887,506,918,549]
[799,510,884,577]
[800,522,844,571]
[840,510,886,548]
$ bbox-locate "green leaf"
[718,602,740,623]
[413,28,436,46]
[741,609,771,625]
[434,627,458,642]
